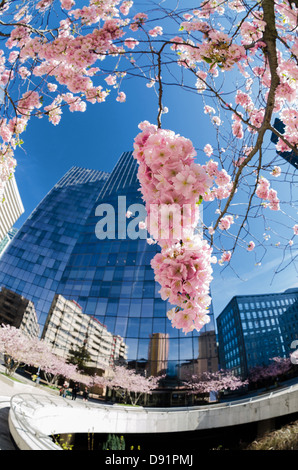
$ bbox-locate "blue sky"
[10,17,298,321]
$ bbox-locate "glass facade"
[55,152,218,384]
[217,289,298,377]
[279,296,298,357]
[0,166,109,325]
[0,151,218,401]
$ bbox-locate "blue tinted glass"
[141,299,154,317]
[0,153,219,400]
[114,316,128,337]
[139,318,152,338]
[127,318,140,337]
[106,299,118,315]
[129,298,142,317]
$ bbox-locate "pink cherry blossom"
[105,74,117,85]
[133,122,216,332]
[219,251,232,264]
[125,38,139,49]
[271,166,281,177]
[219,215,234,231]
[204,143,213,157]
[120,1,133,16]
[247,241,255,251]
[116,91,126,102]
[149,26,163,37]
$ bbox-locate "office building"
[0,166,109,326]
[54,152,218,397]
[279,295,298,357]
[217,288,298,377]
[0,152,218,403]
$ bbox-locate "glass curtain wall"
[0,167,109,326]
[56,152,218,384]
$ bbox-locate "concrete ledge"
[8,384,298,450]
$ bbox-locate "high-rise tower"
[0,166,109,325]
[54,152,218,386]
[0,152,218,403]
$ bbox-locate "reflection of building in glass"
[0,227,18,257]
[0,166,109,326]
[0,287,39,338]
[217,288,298,378]
[0,152,219,403]
[146,333,169,376]
[179,330,218,380]
[0,176,24,242]
[42,294,127,371]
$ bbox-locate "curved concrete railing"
[9,383,298,450]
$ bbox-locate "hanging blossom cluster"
[256,177,280,211]
[133,121,233,333]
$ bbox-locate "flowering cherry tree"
[0,323,38,375]
[95,365,162,405]
[0,324,93,387]
[184,369,248,396]
[0,0,297,333]
[248,356,293,385]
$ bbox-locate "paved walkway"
[0,369,57,451]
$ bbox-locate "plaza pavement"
[0,368,58,450]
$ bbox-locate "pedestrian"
[72,382,79,400]
[83,386,89,402]
[63,380,69,398]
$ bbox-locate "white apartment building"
[0,176,24,242]
[42,294,128,371]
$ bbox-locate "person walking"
[83,386,89,402]
[62,381,69,398]
[72,382,79,400]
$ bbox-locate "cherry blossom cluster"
[174,2,297,154]
[133,121,228,333]
[172,29,246,74]
[0,0,168,194]
[256,177,280,211]
[218,215,234,231]
[133,122,232,242]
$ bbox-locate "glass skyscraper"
[0,166,109,325]
[0,152,218,403]
[55,152,218,386]
[217,289,298,378]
